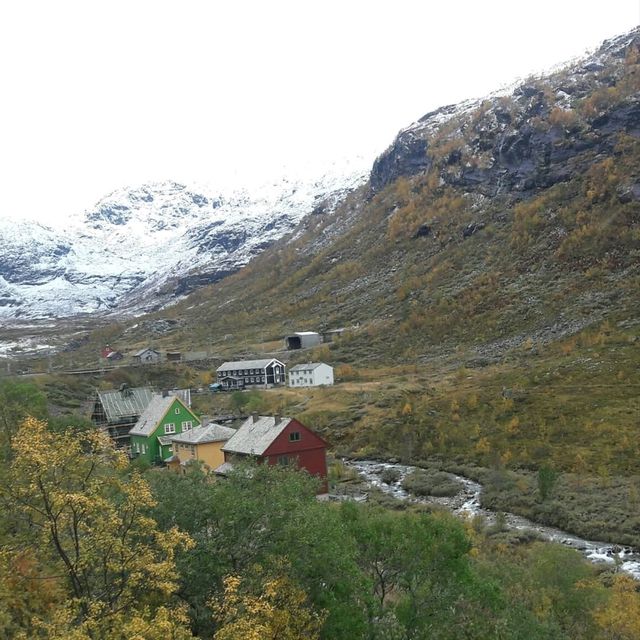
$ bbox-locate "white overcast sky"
[0,0,638,224]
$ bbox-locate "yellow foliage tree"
[212,568,325,640]
[3,417,193,636]
[594,575,640,639]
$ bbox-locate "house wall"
[173,440,226,470]
[289,364,334,388]
[263,419,328,492]
[196,441,226,469]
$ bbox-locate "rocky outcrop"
[370,29,640,197]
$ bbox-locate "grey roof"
[133,348,160,357]
[222,415,291,456]
[294,331,320,336]
[170,422,236,445]
[217,358,284,372]
[129,394,186,437]
[289,362,329,372]
[214,461,235,475]
[97,387,154,422]
[157,435,174,446]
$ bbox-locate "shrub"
[402,470,463,498]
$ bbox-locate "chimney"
[274,414,281,424]
[251,412,258,423]
[162,389,169,398]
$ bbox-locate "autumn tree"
[212,566,325,640]
[1,417,193,638]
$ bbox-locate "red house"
[216,414,328,493]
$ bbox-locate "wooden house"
[132,348,161,364]
[215,414,328,493]
[289,362,334,387]
[216,358,286,389]
[129,393,200,465]
[167,421,236,471]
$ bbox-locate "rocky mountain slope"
[0,163,368,320]
[138,28,638,359]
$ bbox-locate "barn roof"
[171,422,236,445]
[222,415,291,456]
[97,387,154,422]
[217,358,283,372]
[129,394,187,437]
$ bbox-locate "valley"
[1,25,639,639]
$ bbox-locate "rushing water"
[345,459,640,578]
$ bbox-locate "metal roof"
[133,348,160,357]
[217,358,284,372]
[214,461,235,475]
[289,362,329,372]
[171,422,236,445]
[222,415,291,456]
[129,394,187,437]
[294,331,320,336]
[97,387,154,422]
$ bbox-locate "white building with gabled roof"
[216,358,286,389]
[288,362,334,388]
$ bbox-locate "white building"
[289,362,334,388]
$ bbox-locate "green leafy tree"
[0,379,47,459]
[537,466,559,501]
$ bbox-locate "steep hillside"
[144,30,639,354]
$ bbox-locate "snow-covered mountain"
[0,163,368,320]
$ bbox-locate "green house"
[129,393,200,464]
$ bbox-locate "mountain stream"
[345,459,640,579]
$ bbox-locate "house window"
[135,442,140,453]
[289,431,301,442]
[141,443,146,454]
[277,455,289,466]
[164,423,176,434]
[174,408,180,414]
[182,421,193,431]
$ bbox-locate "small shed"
[321,328,346,343]
[285,331,322,350]
[166,351,182,362]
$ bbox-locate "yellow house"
[167,422,236,472]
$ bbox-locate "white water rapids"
[346,460,640,578]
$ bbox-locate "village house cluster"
[89,328,347,488]
[90,385,329,492]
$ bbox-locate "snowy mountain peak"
[0,163,369,321]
